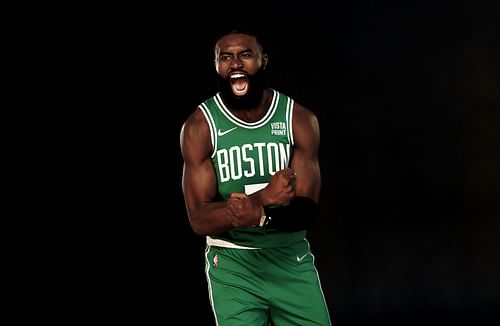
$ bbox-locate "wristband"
[262,197,319,231]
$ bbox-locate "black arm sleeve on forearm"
[263,196,319,232]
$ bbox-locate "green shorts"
[205,239,332,325]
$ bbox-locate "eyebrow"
[219,48,254,56]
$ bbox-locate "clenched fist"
[260,167,296,207]
[226,192,263,228]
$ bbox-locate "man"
[180,28,331,325]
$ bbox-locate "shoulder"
[180,105,213,159]
[180,105,209,139]
[290,100,320,148]
[293,101,315,117]
[182,94,218,130]
[292,101,319,129]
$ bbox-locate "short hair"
[213,24,267,55]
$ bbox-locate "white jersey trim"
[213,89,279,128]
[198,104,218,158]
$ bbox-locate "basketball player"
[180,27,332,325]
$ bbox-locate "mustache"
[216,67,267,110]
[217,68,267,91]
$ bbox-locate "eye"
[219,54,232,62]
[240,53,252,59]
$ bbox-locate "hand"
[226,192,263,228]
[261,167,296,206]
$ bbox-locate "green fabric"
[205,239,331,325]
[199,89,306,248]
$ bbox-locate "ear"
[262,54,268,70]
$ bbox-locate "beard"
[216,67,268,111]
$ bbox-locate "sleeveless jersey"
[198,89,307,248]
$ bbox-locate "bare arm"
[250,102,320,204]
[289,102,321,203]
[227,102,321,226]
[180,109,232,236]
[180,109,262,236]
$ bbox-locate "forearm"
[187,202,233,236]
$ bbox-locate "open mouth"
[230,73,248,96]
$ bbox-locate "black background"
[152,2,499,324]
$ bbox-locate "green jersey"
[199,89,306,248]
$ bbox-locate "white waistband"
[206,236,260,249]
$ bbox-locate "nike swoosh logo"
[218,127,237,136]
[296,252,309,262]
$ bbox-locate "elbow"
[189,217,207,236]
[189,216,217,237]
[191,223,224,237]
[187,209,230,237]
[191,225,207,236]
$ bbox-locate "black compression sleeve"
[262,196,319,232]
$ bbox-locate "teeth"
[230,73,245,79]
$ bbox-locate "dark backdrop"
[153,2,499,325]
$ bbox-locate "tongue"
[231,79,248,96]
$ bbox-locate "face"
[214,33,268,110]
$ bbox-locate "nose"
[230,56,243,69]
